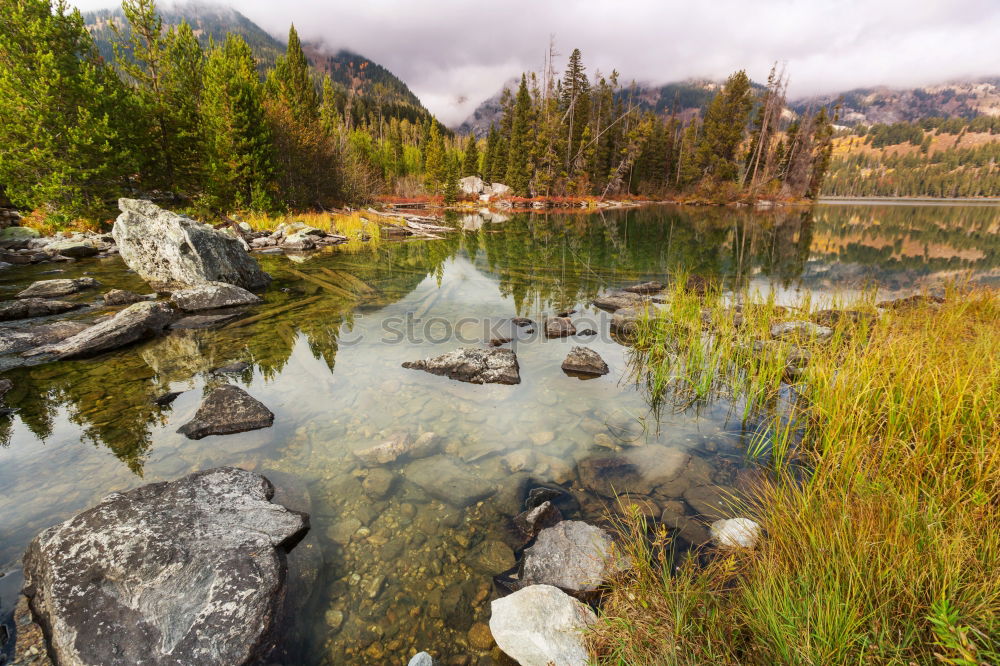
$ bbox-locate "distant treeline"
[852,116,1000,149]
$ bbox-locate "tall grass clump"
[593,285,1000,665]
[242,210,387,252]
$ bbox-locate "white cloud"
[72,0,1000,125]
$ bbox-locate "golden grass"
[591,285,1000,665]
[241,210,394,252]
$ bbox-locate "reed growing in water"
[593,283,1000,665]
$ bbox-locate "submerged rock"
[170,312,244,329]
[0,321,90,355]
[623,280,664,294]
[561,346,609,376]
[0,298,83,321]
[402,347,520,385]
[21,467,309,666]
[352,431,438,466]
[26,301,175,360]
[489,584,596,666]
[592,291,644,312]
[521,520,625,597]
[545,317,576,338]
[403,455,495,506]
[112,199,271,291]
[102,289,147,306]
[15,277,100,299]
[177,384,274,440]
[710,517,762,549]
[407,652,441,666]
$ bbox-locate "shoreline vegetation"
[588,282,1000,665]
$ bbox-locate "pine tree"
[0,0,133,218]
[160,21,205,195]
[560,48,590,173]
[462,136,480,177]
[481,125,499,183]
[695,70,753,182]
[268,24,317,123]
[505,75,534,196]
[443,156,459,204]
[423,122,446,192]
[200,35,276,211]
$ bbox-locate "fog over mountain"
[70,0,1000,126]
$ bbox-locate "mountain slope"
[84,3,433,120]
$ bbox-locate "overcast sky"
[73,0,1000,126]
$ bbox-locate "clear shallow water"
[0,204,997,664]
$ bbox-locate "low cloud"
[73,0,1000,126]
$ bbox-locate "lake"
[1,202,997,664]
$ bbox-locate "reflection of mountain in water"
[0,239,463,472]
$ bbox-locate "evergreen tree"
[481,125,499,183]
[159,21,205,195]
[442,156,459,204]
[0,0,133,218]
[695,70,753,182]
[505,75,534,196]
[268,24,317,123]
[200,35,276,211]
[423,122,446,192]
[560,48,590,173]
[462,136,480,177]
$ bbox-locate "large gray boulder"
[402,347,520,385]
[22,467,309,666]
[16,277,100,299]
[489,584,596,666]
[521,520,625,598]
[0,298,84,321]
[177,384,274,440]
[170,282,262,312]
[112,199,271,291]
[459,176,485,195]
[25,301,175,359]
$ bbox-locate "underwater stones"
[362,468,395,499]
[501,449,536,473]
[710,517,762,549]
[15,277,100,299]
[770,320,833,342]
[113,199,271,291]
[170,282,262,312]
[660,502,710,545]
[26,301,175,360]
[577,445,689,498]
[592,291,644,312]
[545,317,576,338]
[170,312,244,329]
[560,346,609,376]
[403,456,495,507]
[402,347,520,385]
[467,622,494,650]
[467,539,516,574]
[609,307,640,335]
[0,320,90,355]
[623,280,664,294]
[0,298,83,321]
[326,517,362,545]
[21,467,309,666]
[353,431,439,466]
[176,384,274,440]
[521,521,625,597]
[683,484,734,519]
[489,584,596,666]
[101,289,147,306]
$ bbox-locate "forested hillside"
[822,117,1000,197]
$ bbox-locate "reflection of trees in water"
[471,207,816,308]
[0,239,463,473]
[810,205,1000,274]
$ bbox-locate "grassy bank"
[591,284,1000,664]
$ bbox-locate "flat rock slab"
[170,282,262,312]
[16,277,100,299]
[561,346,609,376]
[0,298,83,321]
[521,520,625,597]
[489,584,596,666]
[177,384,274,440]
[352,431,439,466]
[113,199,271,291]
[403,456,495,507]
[592,291,645,312]
[0,321,90,355]
[22,467,309,666]
[402,347,520,385]
[26,301,175,360]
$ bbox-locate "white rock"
[459,175,485,195]
[489,585,596,666]
[710,517,762,549]
[490,182,512,197]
